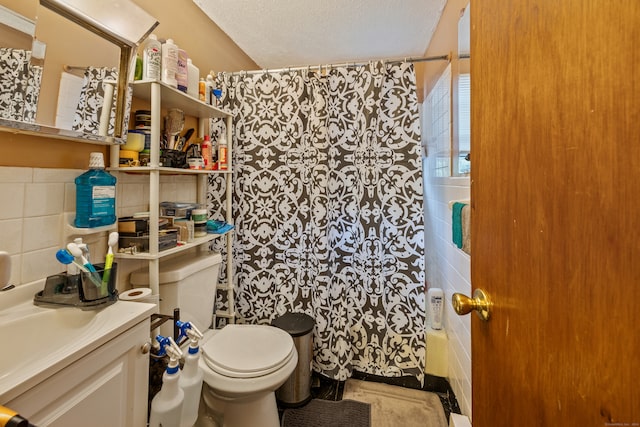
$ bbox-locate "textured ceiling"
[193,0,447,70]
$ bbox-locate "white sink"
[0,282,155,404]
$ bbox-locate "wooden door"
[470,1,640,426]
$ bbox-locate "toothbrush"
[100,232,119,295]
[67,242,102,288]
[55,249,102,288]
[67,242,97,272]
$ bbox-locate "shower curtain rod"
[223,54,451,76]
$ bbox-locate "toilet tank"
[130,252,223,336]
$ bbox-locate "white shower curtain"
[208,62,426,382]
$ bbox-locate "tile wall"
[422,95,472,417]
[0,166,197,289]
[423,162,472,417]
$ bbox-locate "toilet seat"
[202,324,295,379]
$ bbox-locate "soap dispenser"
[177,321,204,427]
[149,335,184,427]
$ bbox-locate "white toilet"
[197,324,298,427]
[131,252,298,427]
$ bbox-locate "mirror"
[0,0,158,142]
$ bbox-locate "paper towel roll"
[120,288,159,306]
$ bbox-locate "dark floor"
[278,370,461,424]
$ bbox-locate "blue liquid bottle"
[74,152,117,228]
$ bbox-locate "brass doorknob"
[452,289,492,321]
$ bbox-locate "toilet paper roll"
[120,288,159,306]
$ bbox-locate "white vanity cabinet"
[5,318,151,427]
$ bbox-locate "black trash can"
[271,312,315,407]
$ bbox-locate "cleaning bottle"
[161,38,179,88]
[140,33,161,81]
[177,321,204,427]
[74,152,116,228]
[149,335,184,427]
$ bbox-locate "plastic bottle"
[140,34,161,81]
[187,59,200,99]
[176,48,189,93]
[149,336,184,427]
[205,74,214,105]
[218,132,228,171]
[212,88,222,107]
[201,135,212,170]
[198,78,206,102]
[177,321,204,427]
[428,287,444,330]
[161,38,179,88]
[74,152,117,228]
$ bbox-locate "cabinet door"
[7,320,150,427]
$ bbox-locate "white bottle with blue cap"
[177,321,204,427]
[149,335,184,427]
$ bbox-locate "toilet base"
[197,383,281,427]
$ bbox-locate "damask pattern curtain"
[72,66,131,135]
[208,62,425,382]
[0,47,42,123]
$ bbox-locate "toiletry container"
[428,287,444,330]
[187,58,199,99]
[129,252,223,337]
[140,34,161,81]
[200,135,212,170]
[161,38,179,88]
[217,132,228,170]
[205,74,214,105]
[74,152,117,228]
[198,78,206,102]
[176,49,189,93]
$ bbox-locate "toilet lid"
[202,324,294,378]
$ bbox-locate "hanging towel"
[452,202,466,249]
[461,204,471,255]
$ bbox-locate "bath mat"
[343,379,448,427]
[281,399,370,427]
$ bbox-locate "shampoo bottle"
[205,74,214,105]
[176,48,189,93]
[161,38,179,88]
[187,58,200,99]
[217,132,228,171]
[201,135,212,170]
[74,153,116,228]
[140,33,161,81]
[149,336,184,427]
[428,287,444,330]
[177,321,204,427]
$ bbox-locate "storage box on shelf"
[109,79,236,325]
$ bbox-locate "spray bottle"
[149,335,184,427]
[177,321,204,427]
